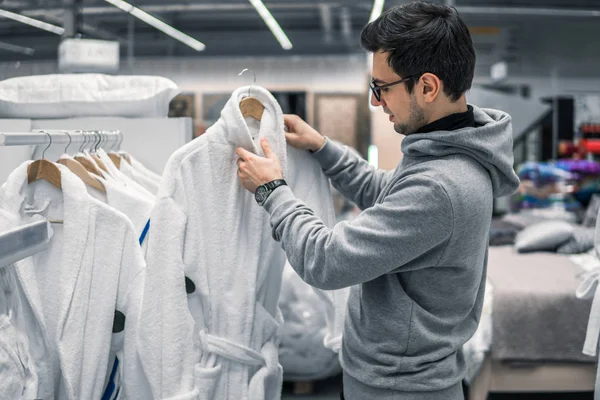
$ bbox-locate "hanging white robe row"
[0,89,346,399]
[0,157,159,399]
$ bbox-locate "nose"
[370,91,384,107]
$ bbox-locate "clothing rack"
[0,219,51,269]
[0,130,122,148]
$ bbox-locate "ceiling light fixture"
[0,41,34,55]
[369,0,385,22]
[104,0,205,51]
[248,0,293,50]
[0,8,64,35]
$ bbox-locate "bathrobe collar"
[218,85,288,177]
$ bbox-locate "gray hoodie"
[263,105,520,398]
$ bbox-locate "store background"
[0,0,599,398]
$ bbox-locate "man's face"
[371,51,426,135]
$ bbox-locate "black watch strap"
[256,179,287,206]
[264,179,287,191]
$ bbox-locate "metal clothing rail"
[0,219,51,269]
[0,130,122,147]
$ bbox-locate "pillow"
[489,219,522,246]
[583,194,600,228]
[0,74,180,119]
[514,220,575,253]
[557,227,595,254]
[502,208,578,229]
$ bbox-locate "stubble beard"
[393,95,427,136]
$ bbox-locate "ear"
[419,73,441,104]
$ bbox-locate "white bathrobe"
[0,161,149,400]
[142,86,336,399]
[129,155,162,183]
[96,149,156,203]
[86,174,153,237]
[119,157,160,195]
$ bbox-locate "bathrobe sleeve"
[312,139,394,210]
[117,225,154,399]
[263,175,454,290]
[138,194,202,398]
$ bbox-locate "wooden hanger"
[58,157,105,192]
[240,97,264,121]
[74,155,103,176]
[92,155,109,173]
[108,130,126,169]
[108,153,121,169]
[55,132,105,193]
[238,68,265,121]
[27,132,62,189]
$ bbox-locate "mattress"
[486,246,595,363]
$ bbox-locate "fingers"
[235,147,253,160]
[283,114,300,132]
[260,138,275,160]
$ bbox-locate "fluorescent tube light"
[248,0,293,50]
[104,0,205,51]
[0,8,64,35]
[369,0,385,22]
[0,41,34,55]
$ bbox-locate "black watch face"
[256,186,269,203]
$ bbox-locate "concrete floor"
[281,375,342,400]
[281,375,594,400]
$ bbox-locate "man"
[236,1,520,399]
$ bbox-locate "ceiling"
[0,0,599,77]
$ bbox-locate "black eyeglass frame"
[369,74,420,102]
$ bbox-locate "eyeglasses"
[369,75,418,102]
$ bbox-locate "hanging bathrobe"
[0,209,42,399]
[142,85,336,400]
[119,157,160,195]
[0,161,149,400]
[85,173,154,237]
[129,155,162,183]
[96,149,156,202]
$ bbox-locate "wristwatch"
[255,179,287,206]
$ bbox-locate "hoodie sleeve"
[312,139,394,210]
[263,175,454,290]
[138,194,202,398]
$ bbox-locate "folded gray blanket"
[487,246,595,362]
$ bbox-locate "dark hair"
[360,1,475,102]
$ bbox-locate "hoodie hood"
[401,105,520,198]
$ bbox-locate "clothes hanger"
[115,131,131,165]
[108,131,122,169]
[238,68,264,121]
[74,131,103,176]
[57,131,106,193]
[27,131,62,189]
[96,132,120,174]
[90,131,109,173]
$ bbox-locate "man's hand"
[236,138,283,193]
[284,114,326,152]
